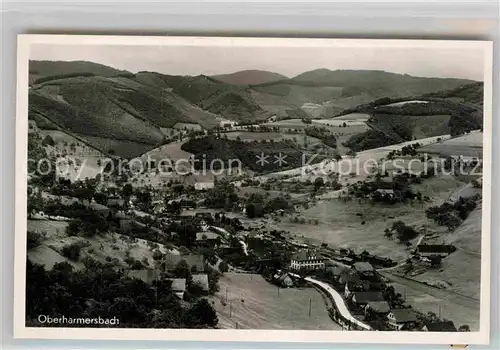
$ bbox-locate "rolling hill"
[28,60,481,158]
[340,83,483,151]
[212,70,288,86]
[28,72,223,158]
[249,70,474,118]
[29,60,130,85]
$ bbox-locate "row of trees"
[425,195,480,230]
[304,126,337,148]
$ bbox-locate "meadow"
[209,273,339,330]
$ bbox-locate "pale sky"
[30,43,485,81]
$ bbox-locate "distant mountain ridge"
[28,60,479,158]
[212,70,288,86]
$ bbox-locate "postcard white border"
[14,34,493,345]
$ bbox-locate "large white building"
[290,250,326,270]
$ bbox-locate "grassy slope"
[28,73,225,158]
[338,83,484,151]
[163,75,271,122]
[278,174,465,261]
[27,219,179,272]
[414,203,482,300]
[371,114,452,139]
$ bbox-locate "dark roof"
[417,244,455,253]
[352,291,384,303]
[291,250,325,262]
[353,262,375,273]
[423,321,457,332]
[167,278,186,292]
[182,254,205,271]
[128,269,160,284]
[366,301,391,313]
[278,272,293,282]
[389,308,418,323]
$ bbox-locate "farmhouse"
[194,182,215,191]
[365,301,390,315]
[168,278,187,299]
[387,308,418,331]
[351,291,384,307]
[272,271,295,288]
[421,320,457,332]
[290,250,327,270]
[344,279,374,298]
[416,244,456,258]
[173,122,202,131]
[352,262,376,275]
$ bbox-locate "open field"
[272,174,465,261]
[386,275,480,331]
[418,132,483,158]
[209,273,340,330]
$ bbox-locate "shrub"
[391,221,418,242]
[27,230,45,250]
[41,135,55,147]
[61,242,83,261]
[219,260,229,273]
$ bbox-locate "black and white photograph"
[14,35,493,344]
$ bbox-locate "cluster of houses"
[127,253,209,299]
[283,251,459,332]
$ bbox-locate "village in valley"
[25,57,484,332]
